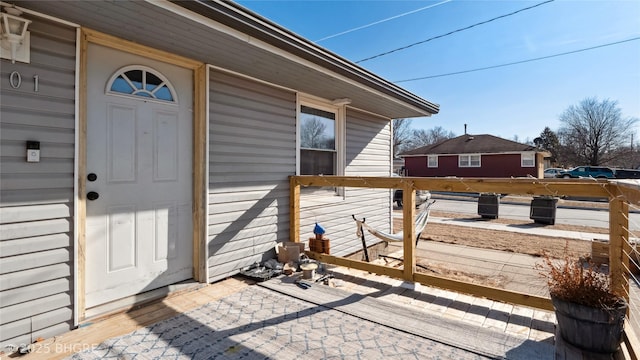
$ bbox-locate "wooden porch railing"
[289,176,637,312]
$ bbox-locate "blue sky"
[236,0,640,143]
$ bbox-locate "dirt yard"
[388,203,603,291]
[392,212,596,260]
[393,194,609,259]
[423,211,595,258]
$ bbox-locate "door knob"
[87,191,99,201]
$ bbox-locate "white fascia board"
[206,0,435,113]
[145,0,433,117]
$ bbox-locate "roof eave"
[173,0,440,116]
[402,149,551,156]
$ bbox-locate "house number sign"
[9,71,39,92]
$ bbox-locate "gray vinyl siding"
[344,110,393,253]
[0,17,77,349]
[207,70,296,282]
[299,109,392,257]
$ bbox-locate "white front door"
[85,44,193,308]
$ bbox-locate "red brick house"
[399,134,548,178]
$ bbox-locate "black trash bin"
[530,196,558,225]
[478,193,499,219]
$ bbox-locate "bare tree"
[301,118,332,149]
[409,126,456,148]
[393,121,456,154]
[558,97,637,165]
[392,118,413,156]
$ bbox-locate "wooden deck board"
[259,275,555,359]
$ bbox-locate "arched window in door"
[106,65,178,103]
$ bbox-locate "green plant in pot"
[538,249,627,353]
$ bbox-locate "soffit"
[13,0,439,119]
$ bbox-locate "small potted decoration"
[538,248,627,353]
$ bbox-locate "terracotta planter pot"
[552,296,626,353]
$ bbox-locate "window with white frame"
[521,153,535,167]
[459,154,481,167]
[299,104,337,175]
[427,155,438,168]
[298,98,345,196]
[297,95,345,175]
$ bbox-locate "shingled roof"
[400,134,537,156]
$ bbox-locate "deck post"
[192,63,208,283]
[290,176,301,243]
[402,180,416,282]
[609,195,630,303]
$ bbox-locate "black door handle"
[87,191,99,201]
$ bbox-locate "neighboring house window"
[106,65,177,103]
[427,155,438,168]
[459,154,481,167]
[521,153,535,167]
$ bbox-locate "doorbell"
[26,141,40,162]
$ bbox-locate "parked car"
[394,188,431,207]
[543,168,565,178]
[556,166,615,179]
[612,168,640,179]
[392,174,431,207]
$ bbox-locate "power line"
[315,0,453,43]
[394,37,640,83]
[356,0,555,63]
